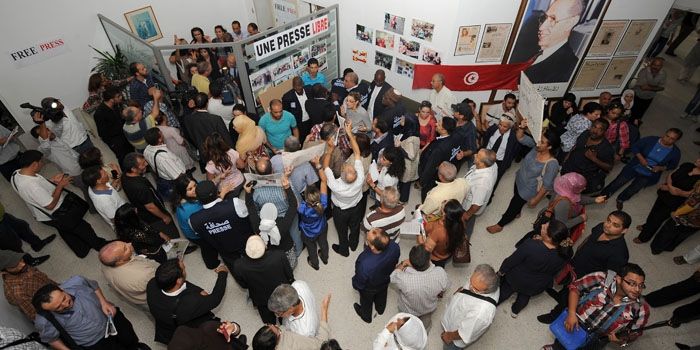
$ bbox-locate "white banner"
[518,72,545,143]
[8,38,69,68]
[254,15,329,60]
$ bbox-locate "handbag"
[536,158,557,193]
[153,150,177,202]
[452,234,471,264]
[532,196,572,233]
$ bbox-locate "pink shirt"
[206,149,244,189]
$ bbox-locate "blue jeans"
[290,215,303,257]
[601,166,653,202]
[443,341,464,350]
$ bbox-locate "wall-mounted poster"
[384,13,405,35]
[352,49,368,63]
[421,47,441,65]
[507,0,611,97]
[375,30,395,49]
[292,48,310,70]
[597,56,636,89]
[571,59,609,91]
[588,20,629,57]
[124,6,163,42]
[411,19,435,42]
[375,51,393,70]
[395,58,414,78]
[272,0,299,26]
[311,40,327,58]
[271,57,293,81]
[454,25,481,56]
[615,19,656,56]
[476,23,512,63]
[356,24,373,44]
[399,37,421,59]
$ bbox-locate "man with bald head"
[522,0,584,84]
[99,241,158,305]
[428,73,456,120]
[365,69,393,118]
[422,162,469,216]
[282,76,313,141]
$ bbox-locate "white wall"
[673,0,700,13]
[0,0,255,135]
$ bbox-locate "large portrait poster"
[615,19,656,56]
[588,20,629,57]
[507,0,610,98]
[597,56,636,89]
[571,59,609,91]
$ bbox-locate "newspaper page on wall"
[518,72,545,143]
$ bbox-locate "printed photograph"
[292,48,310,70]
[356,24,373,44]
[384,13,406,35]
[375,30,395,49]
[395,58,415,78]
[421,47,441,65]
[352,49,368,63]
[311,40,327,57]
[398,37,421,59]
[375,51,394,70]
[411,19,435,42]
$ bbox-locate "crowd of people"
[1,22,699,350]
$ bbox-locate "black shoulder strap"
[153,149,167,178]
[40,312,83,349]
[459,289,497,306]
[0,334,39,350]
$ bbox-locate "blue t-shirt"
[635,141,673,176]
[298,193,328,238]
[259,111,297,149]
[301,71,326,86]
[176,200,204,240]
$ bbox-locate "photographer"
[31,98,93,155]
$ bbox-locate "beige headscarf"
[233,114,265,154]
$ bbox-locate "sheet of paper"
[164,238,190,260]
[369,160,380,181]
[2,126,18,149]
[399,220,423,235]
[282,142,326,168]
[244,173,283,188]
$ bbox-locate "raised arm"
[344,120,361,160]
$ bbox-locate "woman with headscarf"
[373,313,427,350]
[546,172,606,229]
[618,89,635,121]
[392,112,420,203]
[232,113,266,162]
[546,92,577,137]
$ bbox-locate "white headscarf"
[377,313,427,350]
[622,89,635,111]
[258,203,280,246]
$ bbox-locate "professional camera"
[20,97,66,124]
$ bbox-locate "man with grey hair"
[99,241,158,305]
[362,186,406,241]
[482,114,520,187]
[268,280,319,337]
[340,71,369,107]
[271,136,319,197]
[462,149,499,238]
[440,264,500,349]
[428,73,456,120]
[191,61,212,94]
[422,162,469,216]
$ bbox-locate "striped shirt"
[569,271,650,336]
[362,205,406,241]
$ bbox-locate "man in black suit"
[146,259,230,344]
[282,76,313,142]
[364,69,392,119]
[522,0,583,84]
[418,117,457,201]
[482,115,520,189]
[370,118,393,161]
[182,93,233,171]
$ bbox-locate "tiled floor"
[2,45,700,350]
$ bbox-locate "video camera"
[20,98,66,124]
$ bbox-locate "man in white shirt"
[428,73,456,121]
[143,128,187,182]
[482,115,518,186]
[82,166,126,230]
[365,69,392,119]
[268,281,319,337]
[230,20,248,41]
[34,98,93,154]
[483,93,518,131]
[462,149,498,238]
[30,123,81,177]
[441,264,500,349]
[10,150,107,258]
[324,121,365,256]
[207,81,233,126]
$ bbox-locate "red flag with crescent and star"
[412,62,533,91]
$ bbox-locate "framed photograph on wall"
[454,25,481,56]
[384,13,405,35]
[571,59,609,91]
[410,19,435,42]
[588,20,629,57]
[124,6,163,42]
[476,23,512,63]
[615,19,656,56]
[375,51,394,70]
[597,56,636,89]
[507,0,611,97]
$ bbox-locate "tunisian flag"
[412,62,532,91]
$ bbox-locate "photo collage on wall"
[354,12,439,80]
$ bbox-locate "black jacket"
[146,272,227,344]
[232,249,294,307]
[305,98,333,126]
[364,82,393,118]
[418,135,455,188]
[182,111,232,153]
[282,87,313,126]
[189,198,254,265]
[245,187,297,252]
[371,133,394,161]
[482,124,520,173]
[524,44,578,84]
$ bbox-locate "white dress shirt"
[295,90,310,122]
[441,283,500,348]
[367,85,383,118]
[143,144,186,180]
[89,183,127,229]
[486,129,510,161]
[36,136,82,176]
[45,110,88,149]
[462,164,498,215]
[428,86,456,121]
[283,280,319,337]
[208,98,233,126]
[325,158,365,209]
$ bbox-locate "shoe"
[350,242,359,252]
[537,313,556,324]
[666,51,676,57]
[31,234,57,252]
[26,254,50,266]
[616,200,623,211]
[184,245,199,255]
[541,345,554,350]
[673,256,688,265]
[307,257,319,270]
[236,335,248,348]
[636,224,644,231]
[486,224,503,234]
[332,244,349,257]
[319,250,328,265]
[353,303,371,323]
[694,141,700,146]
[632,237,643,244]
[136,342,152,350]
[510,311,519,318]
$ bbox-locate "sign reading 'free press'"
[253,15,329,60]
[8,38,69,68]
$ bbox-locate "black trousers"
[302,224,329,267]
[646,271,700,325]
[398,181,411,203]
[650,219,698,254]
[631,96,653,122]
[332,203,363,254]
[358,285,388,321]
[42,219,107,258]
[497,277,532,314]
[85,309,140,350]
[0,156,20,181]
[637,197,676,242]
[104,136,135,165]
[257,304,277,324]
[149,219,181,239]
[0,213,43,251]
[497,183,528,227]
[192,237,220,269]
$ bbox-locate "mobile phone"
[111,170,119,179]
[249,180,257,187]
